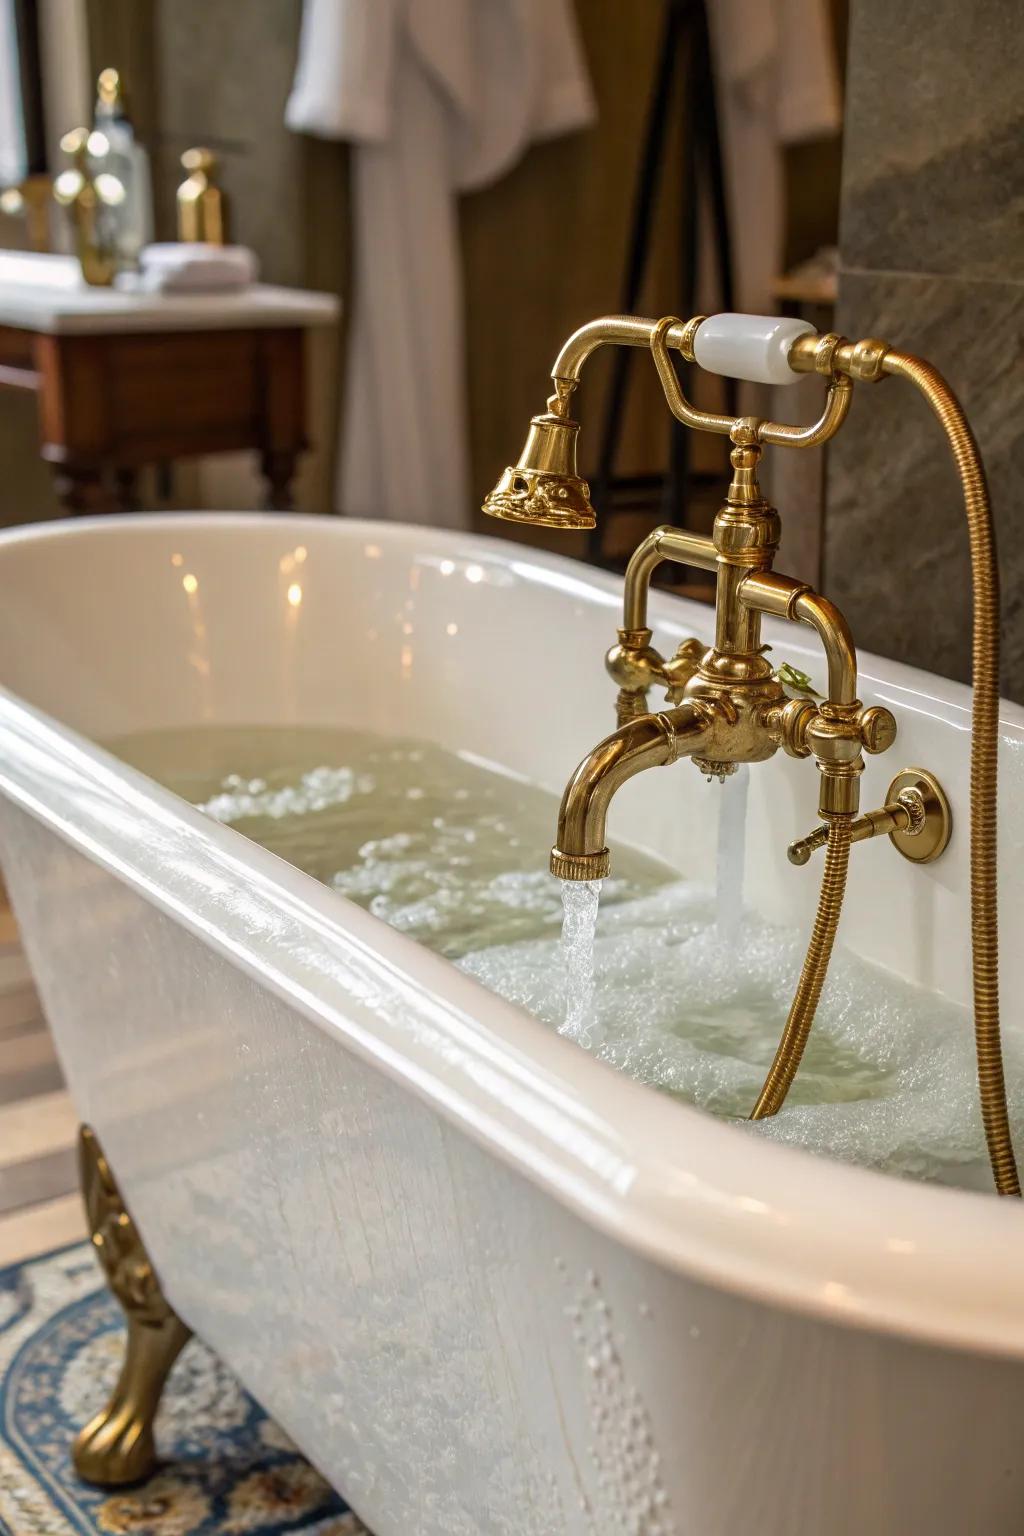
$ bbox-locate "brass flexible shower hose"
[749,814,853,1121]
[883,353,1020,1197]
[747,350,1019,1197]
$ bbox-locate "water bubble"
[116,719,1012,1190]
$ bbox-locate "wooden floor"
[0,902,85,1266]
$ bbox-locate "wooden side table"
[0,263,339,514]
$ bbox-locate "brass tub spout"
[551,704,712,880]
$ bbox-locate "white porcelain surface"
[0,514,1022,1535]
[692,312,814,384]
[0,253,338,332]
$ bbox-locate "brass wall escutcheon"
[787,767,952,867]
[886,768,953,864]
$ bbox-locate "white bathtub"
[2,513,1024,1536]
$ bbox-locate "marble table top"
[0,252,340,334]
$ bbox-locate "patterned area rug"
[0,1243,371,1535]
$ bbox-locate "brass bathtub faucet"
[484,312,1019,1196]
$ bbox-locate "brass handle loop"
[648,315,853,449]
[648,316,737,436]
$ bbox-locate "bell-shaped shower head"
[482,410,596,530]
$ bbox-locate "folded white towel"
[126,243,260,293]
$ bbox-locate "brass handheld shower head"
[482,313,850,533]
[482,398,596,530]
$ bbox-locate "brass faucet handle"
[859,705,897,755]
[607,630,664,725]
[788,804,907,865]
[787,823,831,865]
[662,637,706,703]
[607,634,705,720]
[788,768,952,867]
[606,631,664,688]
[770,699,896,760]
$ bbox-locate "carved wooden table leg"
[72,1125,192,1487]
[52,464,108,515]
[114,466,140,512]
[261,448,298,511]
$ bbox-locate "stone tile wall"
[825,0,1024,696]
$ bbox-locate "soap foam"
[108,723,1016,1190]
[463,880,1011,1187]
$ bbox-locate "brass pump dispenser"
[95,66,124,112]
[52,127,119,286]
[177,148,227,245]
[485,310,1019,1198]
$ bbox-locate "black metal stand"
[589,0,735,565]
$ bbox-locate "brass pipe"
[737,569,808,618]
[739,574,858,707]
[645,317,738,436]
[788,330,891,385]
[883,351,1020,1197]
[551,704,711,880]
[757,375,852,447]
[750,815,854,1119]
[552,314,702,385]
[623,525,718,633]
[791,592,858,708]
[788,801,911,865]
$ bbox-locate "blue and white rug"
[0,1242,370,1535]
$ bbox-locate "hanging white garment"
[0,0,27,185]
[286,0,596,527]
[707,0,842,314]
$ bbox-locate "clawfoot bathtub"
[2,513,1024,1535]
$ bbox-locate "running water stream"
[558,767,750,1042]
[559,880,603,1047]
[715,766,750,950]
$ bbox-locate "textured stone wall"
[825,0,1024,697]
[149,0,312,285]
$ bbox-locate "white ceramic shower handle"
[692,314,815,387]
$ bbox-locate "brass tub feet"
[73,1125,192,1487]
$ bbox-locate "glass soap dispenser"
[92,67,154,267]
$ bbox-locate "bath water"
[108,723,1016,1191]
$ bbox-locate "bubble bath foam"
[109,722,1011,1190]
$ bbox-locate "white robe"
[286,0,596,527]
[707,0,842,559]
[708,0,842,316]
[0,3,27,186]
